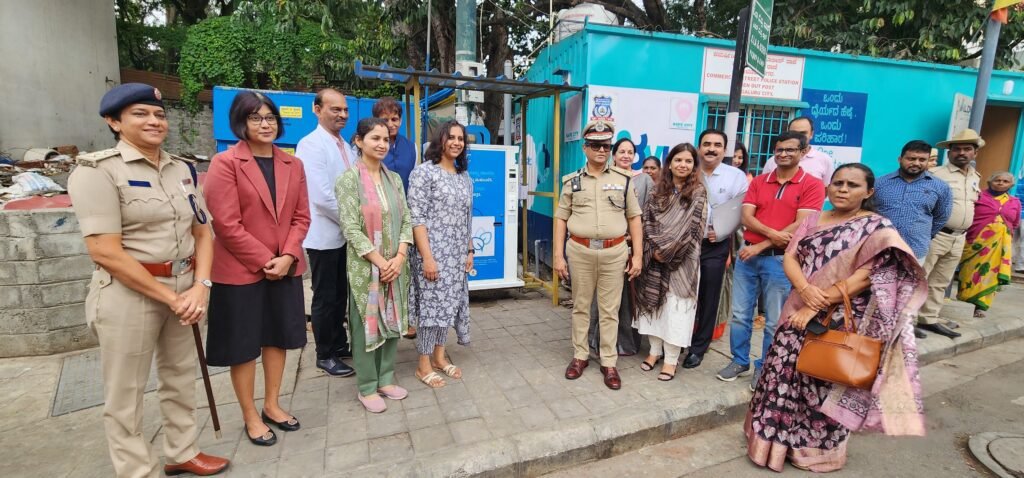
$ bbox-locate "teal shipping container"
[520,22,1024,251]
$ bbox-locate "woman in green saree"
[337,117,414,413]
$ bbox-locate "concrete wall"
[0,0,120,158]
[0,209,96,357]
[165,103,217,157]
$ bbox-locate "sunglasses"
[585,142,612,151]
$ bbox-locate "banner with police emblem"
[586,85,699,171]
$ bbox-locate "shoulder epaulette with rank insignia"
[169,153,195,164]
[75,148,120,168]
[608,165,632,178]
[561,170,580,185]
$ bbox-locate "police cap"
[582,120,614,141]
[99,83,165,117]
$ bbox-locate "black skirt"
[206,276,307,367]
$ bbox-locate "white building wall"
[0,0,120,158]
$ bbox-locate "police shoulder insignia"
[169,154,195,164]
[561,171,579,184]
[75,149,120,167]
[608,165,631,178]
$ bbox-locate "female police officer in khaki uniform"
[68,83,229,477]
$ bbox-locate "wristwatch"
[197,279,213,288]
[468,248,475,254]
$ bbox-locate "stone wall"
[164,103,218,157]
[0,209,96,357]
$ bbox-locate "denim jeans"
[729,254,792,369]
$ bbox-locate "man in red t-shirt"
[715,130,826,391]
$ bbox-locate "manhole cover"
[969,432,1024,478]
[990,438,1024,476]
[51,349,234,417]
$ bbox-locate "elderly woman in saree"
[956,171,1021,317]
[746,163,928,472]
[633,143,706,381]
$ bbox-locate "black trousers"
[690,239,730,358]
[307,246,350,360]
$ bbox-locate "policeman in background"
[554,120,643,390]
[68,83,229,477]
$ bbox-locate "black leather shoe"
[317,357,356,377]
[245,424,276,446]
[914,327,927,339]
[919,323,961,339]
[262,410,300,432]
[682,353,703,369]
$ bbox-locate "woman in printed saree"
[956,171,1021,317]
[337,117,414,413]
[746,163,928,472]
[633,143,706,381]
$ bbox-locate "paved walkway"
[1,285,1023,477]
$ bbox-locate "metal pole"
[424,0,432,145]
[551,93,561,305]
[503,60,513,145]
[969,16,1002,131]
[455,0,478,125]
[549,0,554,45]
[724,7,751,163]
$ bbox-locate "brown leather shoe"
[600,366,622,390]
[164,452,229,476]
[565,358,589,379]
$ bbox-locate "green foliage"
[177,0,404,111]
[116,0,187,72]
[764,1,1024,69]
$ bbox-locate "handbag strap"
[817,279,855,333]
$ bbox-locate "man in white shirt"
[683,128,749,369]
[761,116,834,183]
[296,88,356,377]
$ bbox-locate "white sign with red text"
[701,47,805,101]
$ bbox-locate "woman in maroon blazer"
[204,91,311,447]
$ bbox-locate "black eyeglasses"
[774,147,801,155]
[247,114,278,125]
[586,142,612,151]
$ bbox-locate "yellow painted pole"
[551,93,561,305]
[409,78,423,162]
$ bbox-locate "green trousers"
[349,297,399,396]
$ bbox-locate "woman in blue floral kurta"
[409,121,474,388]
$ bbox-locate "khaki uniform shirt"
[555,163,642,239]
[68,141,210,263]
[929,162,981,232]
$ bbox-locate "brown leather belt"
[140,256,195,277]
[570,235,626,250]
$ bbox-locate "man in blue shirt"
[875,140,952,262]
[375,97,418,192]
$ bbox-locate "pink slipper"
[357,393,387,413]
[377,385,408,400]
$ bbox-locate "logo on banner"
[591,95,614,122]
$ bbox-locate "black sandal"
[262,410,300,432]
[245,424,277,446]
[640,356,662,372]
[657,371,676,381]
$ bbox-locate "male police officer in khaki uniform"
[554,120,643,390]
[69,83,229,477]
[917,128,984,339]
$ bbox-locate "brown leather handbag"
[795,280,883,390]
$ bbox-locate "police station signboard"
[701,47,805,101]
